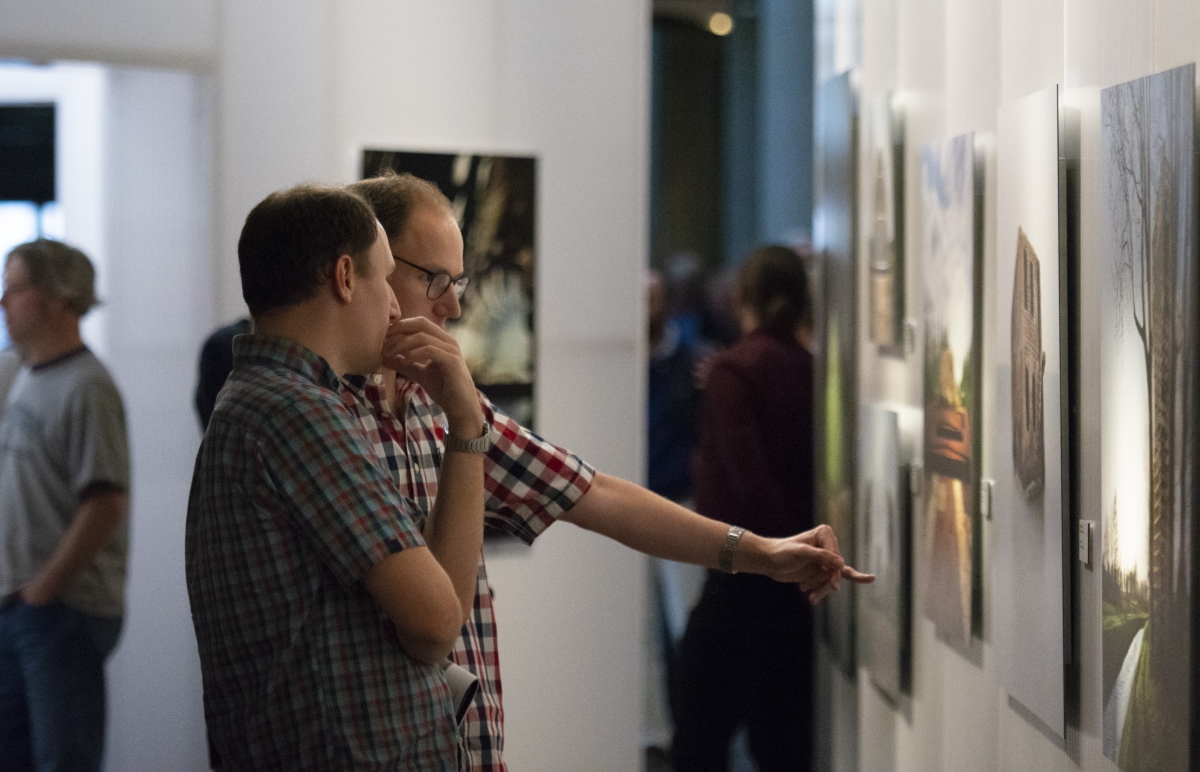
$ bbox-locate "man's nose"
[436,290,462,322]
[388,289,402,321]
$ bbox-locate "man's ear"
[331,254,355,304]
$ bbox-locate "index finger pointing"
[841,565,875,584]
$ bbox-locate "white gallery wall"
[833,0,1200,770]
[0,2,649,770]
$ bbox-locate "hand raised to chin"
[382,317,484,436]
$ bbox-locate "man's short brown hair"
[238,184,378,318]
[347,171,453,242]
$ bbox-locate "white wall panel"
[0,0,215,69]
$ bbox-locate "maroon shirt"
[693,329,815,538]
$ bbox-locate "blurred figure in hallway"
[0,239,130,772]
[670,245,822,772]
[194,317,251,430]
[647,269,702,505]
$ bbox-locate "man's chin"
[344,353,384,377]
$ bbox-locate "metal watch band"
[719,526,745,574]
[443,423,492,454]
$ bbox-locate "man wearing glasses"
[345,173,872,772]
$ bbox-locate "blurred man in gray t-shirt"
[0,239,130,772]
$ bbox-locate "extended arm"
[21,484,126,605]
[560,472,872,602]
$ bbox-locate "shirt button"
[373,374,382,384]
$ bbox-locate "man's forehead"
[396,209,464,271]
[3,256,26,281]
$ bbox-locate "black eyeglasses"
[392,255,469,300]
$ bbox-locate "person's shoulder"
[214,360,347,434]
[65,350,123,399]
[717,332,810,375]
[203,317,251,346]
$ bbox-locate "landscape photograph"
[920,133,979,648]
[1099,64,1196,772]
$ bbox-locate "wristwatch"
[719,526,745,574]
[443,422,492,454]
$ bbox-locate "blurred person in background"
[193,317,251,431]
[647,269,702,504]
[0,239,130,772]
[347,174,870,772]
[669,245,824,772]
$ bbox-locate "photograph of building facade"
[991,84,1070,739]
[1010,227,1045,496]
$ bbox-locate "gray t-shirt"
[0,348,130,617]
[0,347,22,411]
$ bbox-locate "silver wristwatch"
[719,526,745,574]
[443,422,492,454]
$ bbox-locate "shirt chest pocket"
[0,403,48,459]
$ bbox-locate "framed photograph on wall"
[920,132,983,651]
[362,150,537,428]
[814,70,859,675]
[991,84,1074,739]
[856,403,911,703]
[1099,63,1196,772]
[866,92,905,357]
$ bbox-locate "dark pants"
[0,598,122,772]
[669,571,815,772]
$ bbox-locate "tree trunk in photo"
[1146,197,1174,688]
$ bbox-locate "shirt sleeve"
[263,390,427,589]
[480,397,595,545]
[67,376,130,499]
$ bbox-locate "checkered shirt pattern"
[342,374,595,772]
[186,335,460,772]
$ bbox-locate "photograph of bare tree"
[1099,63,1196,772]
[920,133,981,649]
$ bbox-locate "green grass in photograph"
[1101,608,1147,705]
[1118,623,1188,772]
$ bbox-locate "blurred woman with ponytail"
[669,245,819,772]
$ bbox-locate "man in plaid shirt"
[187,185,493,770]
[347,174,874,772]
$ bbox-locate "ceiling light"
[709,12,734,36]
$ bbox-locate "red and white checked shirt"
[342,375,594,772]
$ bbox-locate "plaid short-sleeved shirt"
[185,335,460,772]
[342,375,595,772]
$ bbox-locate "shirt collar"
[341,371,392,414]
[232,333,343,392]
